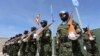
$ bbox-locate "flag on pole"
[72,0,79,7]
[36,14,40,25]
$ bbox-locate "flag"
[36,14,40,25]
[72,0,79,7]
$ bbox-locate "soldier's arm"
[46,29,51,37]
[22,35,29,42]
[45,29,52,43]
[73,20,82,34]
[56,27,62,45]
[72,20,84,39]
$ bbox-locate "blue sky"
[0,0,100,38]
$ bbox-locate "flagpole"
[51,4,55,56]
[71,0,89,55]
[51,4,54,22]
[71,0,84,32]
[75,6,90,56]
[37,23,40,56]
[74,7,84,32]
[36,14,40,56]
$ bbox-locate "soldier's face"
[61,14,66,18]
[60,14,68,22]
[41,23,47,28]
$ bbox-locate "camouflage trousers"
[20,42,28,56]
[58,41,73,56]
[72,40,84,56]
[27,52,36,56]
[26,45,37,56]
[87,48,99,56]
[40,43,52,56]
[87,53,99,56]
[20,51,28,56]
[87,43,100,56]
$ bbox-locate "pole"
[36,14,40,56]
[75,6,88,56]
[51,4,55,56]
[75,7,84,32]
[37,24,40,56]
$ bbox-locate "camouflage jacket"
[57,20,82,42]
[40,28,52,44]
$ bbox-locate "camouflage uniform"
[72,40,84,56]
[5,43,10,56]
[39,29,52,56]
[57,22,73,56]
[20,31,29,56]
[20,41,27,56]
[26,34,37,56]
[57,11,83,56]
[57,21,83,56]
[71,21,84,56]
[2,45,7,55]
[13,43,20,56]
[9,43,14,56]
[83,32,99,56]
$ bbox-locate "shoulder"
[57,23,63,29]
[46,28,51,33]
[72,20,78,25]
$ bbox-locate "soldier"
[8,37,15,56]
[83,27,99,56]
[12,34,19,56]
[56,11,83,56]
[2,42,8,56]
[20,30,29,56]
[17,34,23,56]
[25,26,37,56]
[39,20,52,56]
[13,34,22,56]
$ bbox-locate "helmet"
[24,30,29,35]
[40,20,47,27]
[18,34,22,37]
[15,34,19,37]
[59,11,69,22]
[83,27,88,32]
[31,26,37,31]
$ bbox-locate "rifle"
[25,22,54,41]
[10,37,22,43]
[68,15,76,34]
[68,15,79,40]
[87,27,95,40]
[37,22,53,35]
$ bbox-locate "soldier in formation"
[39,20,52,56]
[2,11,99,56]
[56,11,83,56]
[83,27,99,56]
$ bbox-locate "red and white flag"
[36,14,40,25]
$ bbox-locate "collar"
[62,20,68,25]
